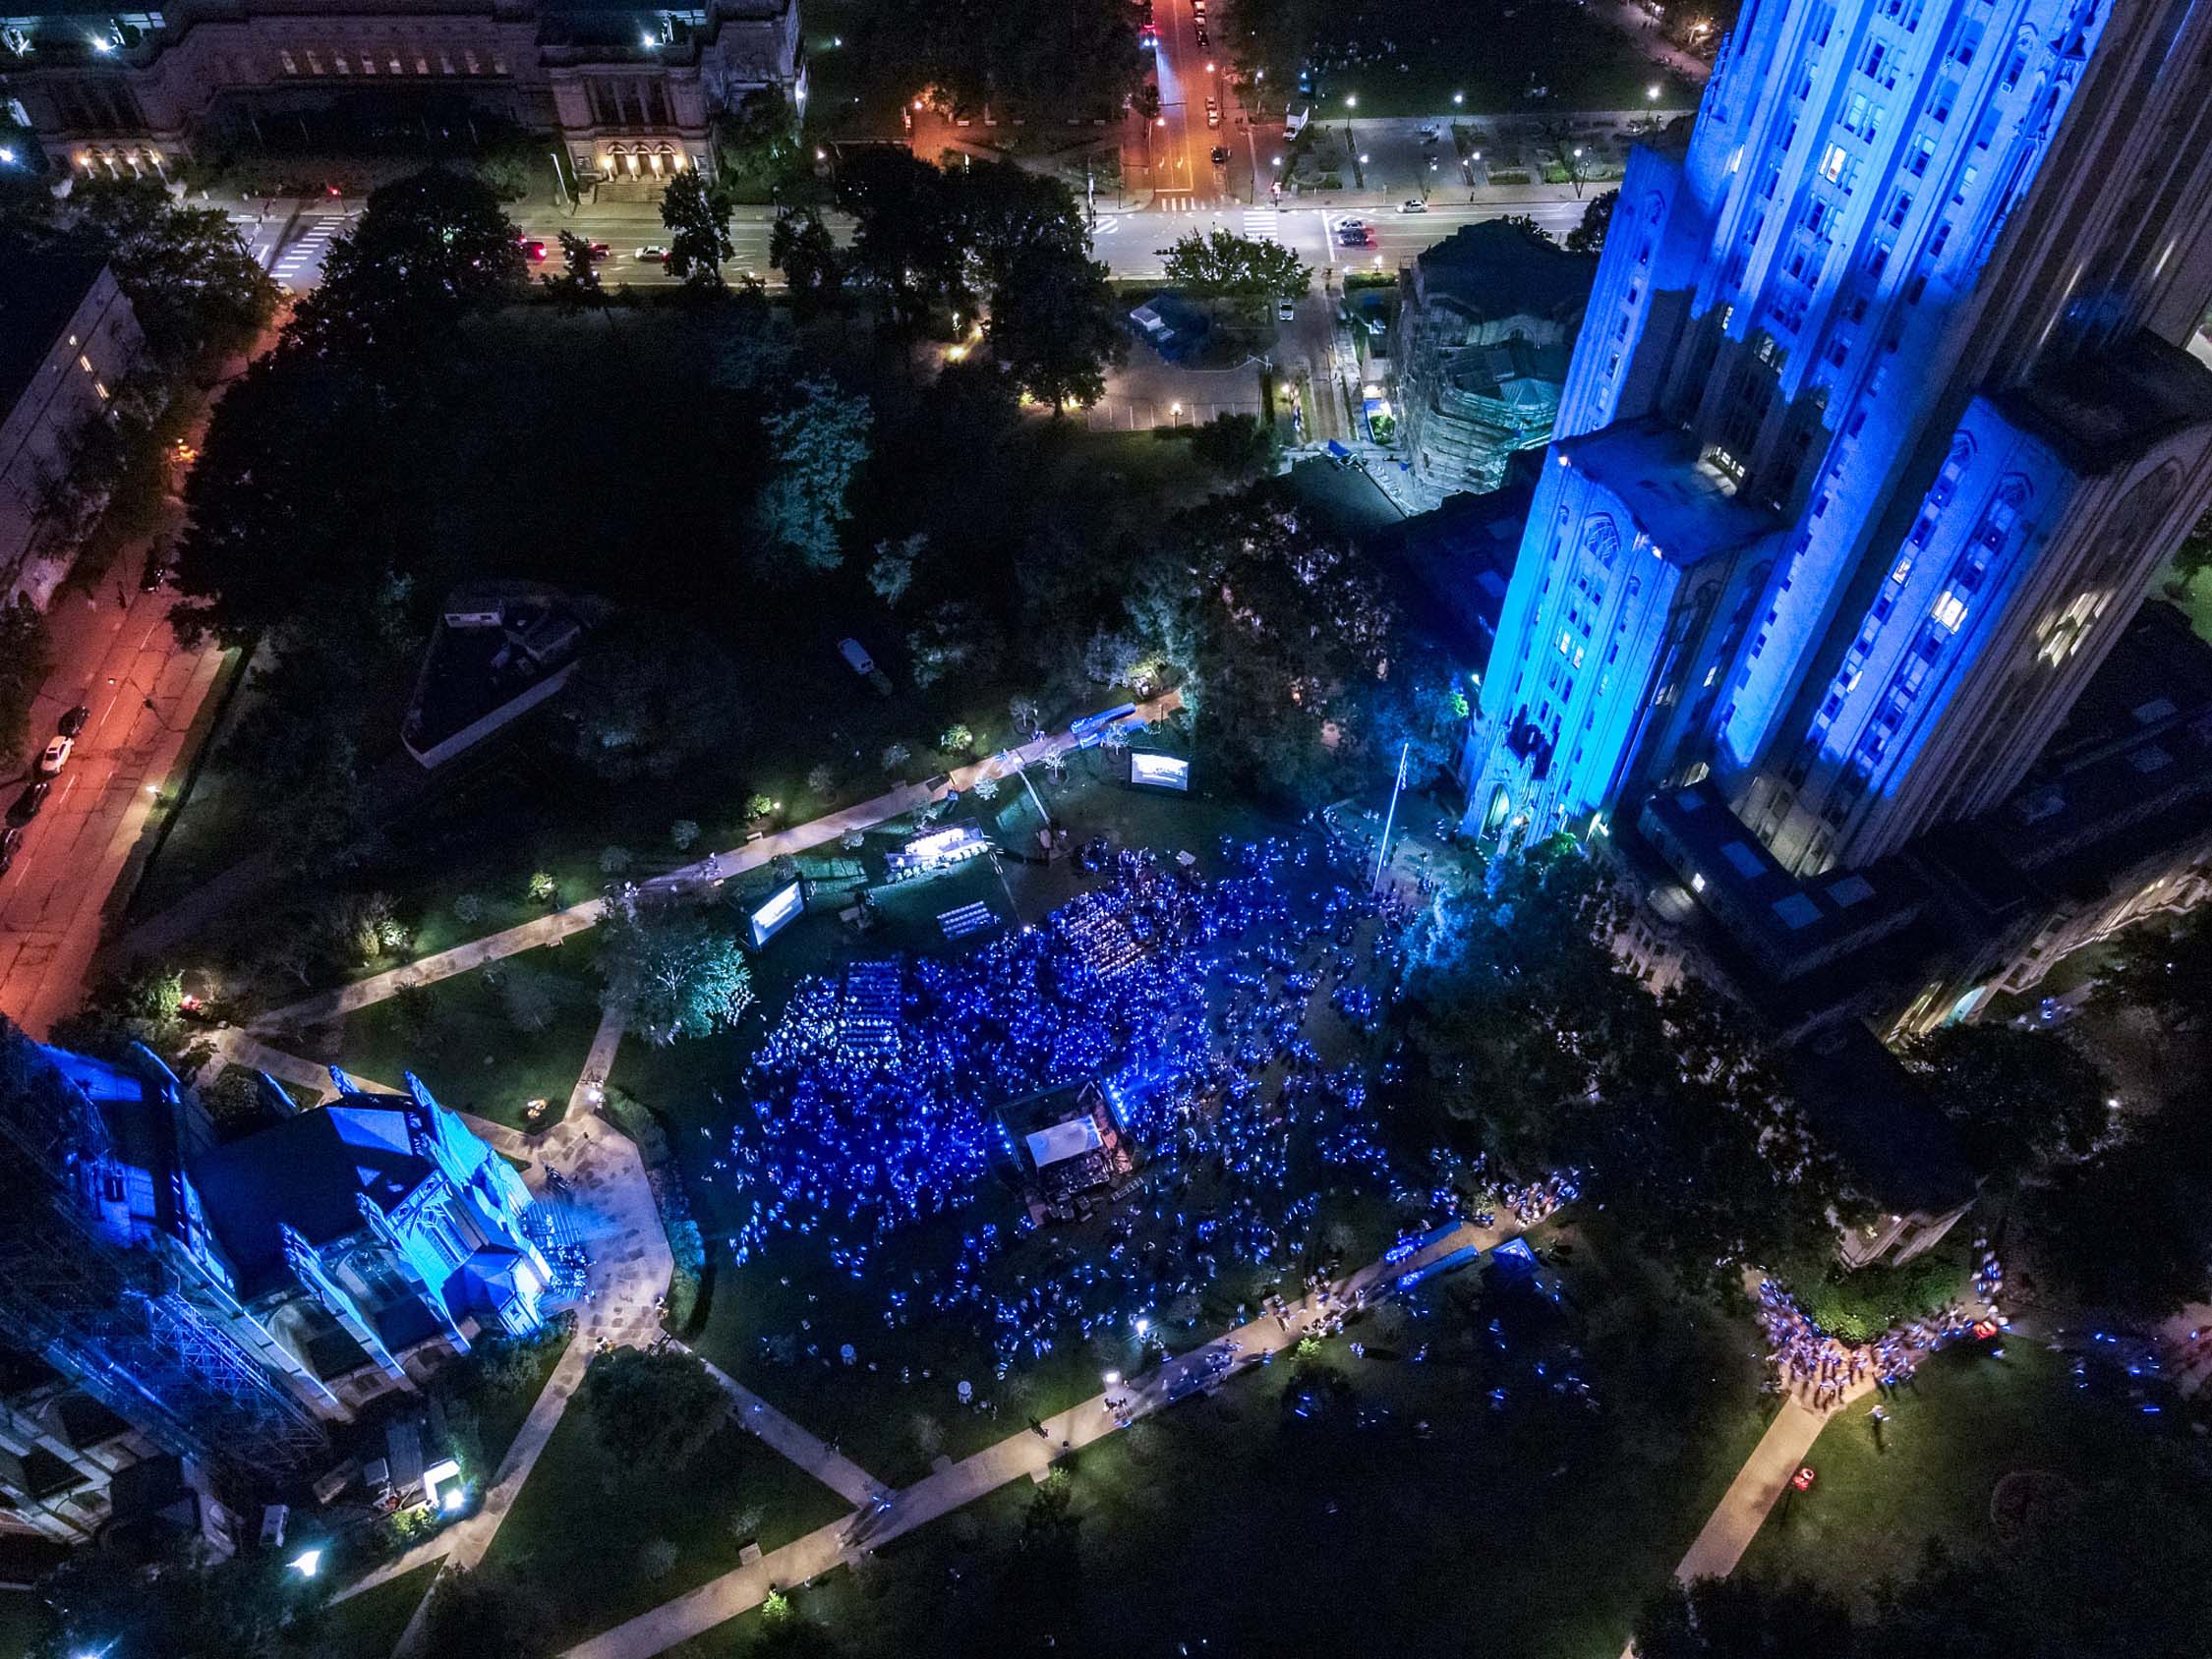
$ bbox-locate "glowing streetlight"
[1648,83,1662,99]
[1452,90,1465,105]
[1102,1370,1122,1388]
[290,1548,322,1579]
[1134,1315,1151,1334]
[1271,155,1282,166]
[1359,152,1369,163]
[0,146,16,164]
[1344,93,1358,107]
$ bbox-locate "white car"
[634,244,670,262]
[1276,297,1296,321]
[1399,199,1429,213]
[1205,97,1221,128]
[38,735,73,775]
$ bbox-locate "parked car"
[0,826,22,877]
[58,705,88,739]
[1194,24,1209,46]
[1276,296,1296,321]
[1210,145,1230,165]
[1204,97,1221,128]
[9,780,51,824]
[837,638,877,677]
[1398,199,1429,213]
[37,736,73,775]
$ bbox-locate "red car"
[519,238,548,261]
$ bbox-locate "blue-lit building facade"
[0,1021,553,1525]
[1465,0,2212,885]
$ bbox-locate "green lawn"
[1299,0,1702,117]
[316,1561,441,1659]
[0,1590,45,1659]
[337,939,604,1130]
[478,1396,852,1651]
[695,1221,1770,1659]
[458,1324,577,1479]
[1738,1336,2206,1606]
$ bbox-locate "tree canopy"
[752,375,874,579]
[1901,1023,2110,1181]
[985,243,1126,410]
[662,171,734,287]
[595,890,755,1045]
[1411,850,1839,1290]
[579,1344,729,1471]
[1158,228,1313,305]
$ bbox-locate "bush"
[665,1216,706,1331]
[1797,1251,1969,1344]
[453,891,487,924]
[599,845,632,875]
[527,871,558,904]
[670,819,701,851]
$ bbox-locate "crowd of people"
[706,835,1467,1378]
[1755,1263,2001,1411]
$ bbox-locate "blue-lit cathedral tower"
[1464,0,2212,876]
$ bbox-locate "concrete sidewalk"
[562,1212,1513,1659]
[1668,1397,1831,1582]
[691,1354,887,1510]
[249,691,1183,1036]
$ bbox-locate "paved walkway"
[250,692,1183,1037]
[562,1215,1514,1659]
[689,1353,886,1510]
[566,1006,627,1120]
[1668,1396,1835,1582]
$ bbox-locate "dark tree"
[1902,1023,2111,1180]
[594,891,755,1046]
[1188,411,1278,477]
[418,1565,555,1659]
[1565,189,1618,256]
[837,147,969,327]
[769,207,845,319]
[2094,906,2212,1030]
[556,612,749,781]
[662,170,734,288]
[46,959,186,1063]
[0,596,52,762]
[63,176,280,362]
[985,243,1125,410]
[288,169,524,360]
[2015,1101,2212,1320]
[752,375,873,579]
[579,1345,730,1471]
[1633,1574,1854,1659]
[33,1540,323,1659]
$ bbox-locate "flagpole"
[1372,741,1410,892]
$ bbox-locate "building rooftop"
[1781,1021,1977,1216]
[1997,329,2212,474]
[1410,220,1597,329]
[1556,418,1779,567]
[189,1090,438,1300]
[1368,474,1536,677]
[0,254,109,418]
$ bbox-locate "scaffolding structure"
[0,1035,327,1495]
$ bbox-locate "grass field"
[337,938,604,1129]
[690,1221,1771,1659]
[479,1399,852,1651]
[1738,1336,2209,1606]
[317,1561,442,1659]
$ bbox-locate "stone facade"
[1395,221,1596,502]
[0,0,803,183]
[1463,0,2212,879]
[0,255,145,602]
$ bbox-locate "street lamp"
[1453,90,1464,105]
[1344,93,1358,108]
[290,1548,322,1579]
[1648,83,1662,100]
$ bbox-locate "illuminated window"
[93,379,109,400]
[77,353,92,372]
[279,47,297,72]
[1819,143,1847,182]
[1932,590,1966,631]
